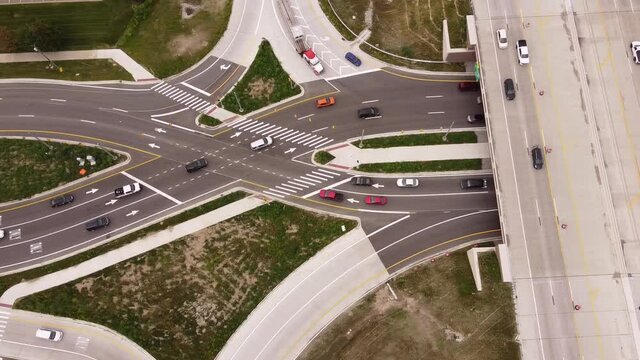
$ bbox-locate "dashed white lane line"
[112,108,128,113]
[362,99,379,103]
[50,98,67,102]
[427,111,445,115]
[121,171,182,205]
[425,95,444,99]
[312,126,328,133]
[80,119,96,124]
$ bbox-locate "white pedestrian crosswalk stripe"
[152,82,214,114]
[229,119,336,149]
[262,169,344,198]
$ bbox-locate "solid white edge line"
[302,177,351,198]
[150,107,190,118]
[180,81,212,97]
[121,171,182,205]
[227,214,411,360]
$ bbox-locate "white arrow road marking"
[372,183,385,188]
[284,148,296,154]
[149,143,160,149]
[86,188,99,194]
[347,198,359,204]
[105,199,117,206]
[230,131,242,138]
[155,128,166,133]
[220,63,231,70]
[126,210,139,217]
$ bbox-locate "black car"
[531,146,544,169]
[357,107,381,119]
[350,176,373,186]
[460,178,488,189]
[50,194,74,208]
[85,216,110,231]
[185,158,208,173]
[467,114,485,123]
[504,78,516,100]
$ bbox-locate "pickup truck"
[114,182,142,198]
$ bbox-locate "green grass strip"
[355,159,482,173]
[354,132,477,149]
[0,59,133,81]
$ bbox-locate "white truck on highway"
[114,182,142,198]
[291,25,324,75]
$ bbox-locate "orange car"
[315,97,335,108]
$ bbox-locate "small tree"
[0,26,17,53]
[20,19,64,52]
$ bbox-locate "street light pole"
[33,44,58,70]
[442,121,455,142]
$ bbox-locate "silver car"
[396,178,419,188]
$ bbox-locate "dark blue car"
[345,52,361,66]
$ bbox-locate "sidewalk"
[323,131,491,169]
[0,49,155,81]
[0,195,264,305]
[215,226,389,360]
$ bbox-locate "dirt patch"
[299,249,519,360]
[247,78,275,99]
[169,25,210,57]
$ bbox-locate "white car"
[36,328,63,342]
[396,178,419,188]
[250,136,273,151]
[0,229,4,240]
[516,40,529,65]
[496,28,508,49]
[631,41,640,64]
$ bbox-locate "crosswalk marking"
[250,123,271,133]
[255,124,276,134]
[315,139,334,148]
[312,171,333,178]
[152,81,214,114]
[288,180,309,188]
[262,126,282,136]
[317,168,341,176]
[263,169,345,199]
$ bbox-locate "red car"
[365,196,387,205]
[319,189,344,202]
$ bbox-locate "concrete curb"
[291,236,501,360]
[0,136,131,208]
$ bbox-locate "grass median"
[355,159,482,173]
[15,201,357,360]
[198,114,222,127]
[0,139,124,202]
[220,40,301,114]
[300,246,519,360]
[314,151,335,165]
[354,132,477,149]
[0,60,133,81]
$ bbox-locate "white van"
[250,136,273,151]
[36,328,63,341]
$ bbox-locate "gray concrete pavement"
[475,0,640,359]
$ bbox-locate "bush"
[20,19,64,51]
[116,0,156,47]
[0,26,17,53]
[198,114,222,127]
